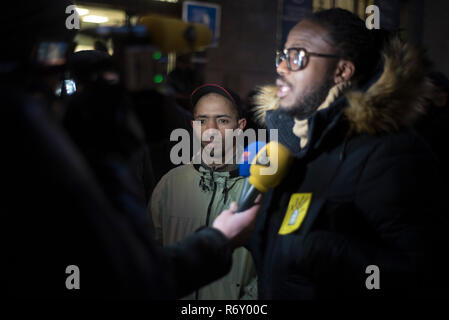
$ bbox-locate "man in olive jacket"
[249,9,449,299]
[150,84,257,300]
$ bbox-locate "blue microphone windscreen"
[239,141,266,177]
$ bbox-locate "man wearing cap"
[150,84,257,300]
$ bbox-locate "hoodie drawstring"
[199,172,208,192]
[222,177,228,203]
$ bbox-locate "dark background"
[75,0,449,99]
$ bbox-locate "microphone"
[237,141,292,213]
[238,141,266,207]
[80,15,212,54]
[239,141,266,177]
[139,15,212,53]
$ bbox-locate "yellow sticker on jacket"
[278,193,312,235]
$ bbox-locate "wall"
[77,0,449,94]
[201,0,278,100]
[421,0,449,77]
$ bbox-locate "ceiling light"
[82,15,109,24]
[75,7,89,16]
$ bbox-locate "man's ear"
[333,60,355,84]
[238,118,247,130]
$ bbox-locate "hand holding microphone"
[212,199,261,247]
[212,141,291,246]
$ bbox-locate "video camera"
[75,15,212,93]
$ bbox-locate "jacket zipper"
[205,180,217,227]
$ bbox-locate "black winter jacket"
[249,38,449,299]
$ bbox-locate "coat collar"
[193,162,240,178]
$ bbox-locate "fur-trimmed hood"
[253,37,435,136]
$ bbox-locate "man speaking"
[249,8,449,299]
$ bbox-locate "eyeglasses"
[275,47,340,71]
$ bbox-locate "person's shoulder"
[351,129,438,168]
[152,164,196,201]
[159,164,197,183]
[374,129,433,157]
[166,163,196,176]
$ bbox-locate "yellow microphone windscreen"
[248,141,292,193]
[138,15,212,53]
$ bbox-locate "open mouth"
[276,79,291,99]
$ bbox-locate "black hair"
[305,8,393,87]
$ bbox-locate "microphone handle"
[239,178,251,201]
[237,184,260,213]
